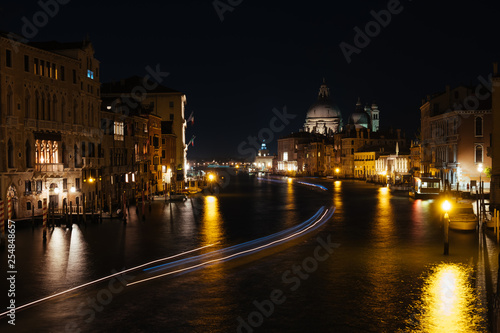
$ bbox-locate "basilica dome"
[303,79,343,135]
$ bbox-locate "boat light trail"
[128,206,334,286]
[0,243,217,318]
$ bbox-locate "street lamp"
[335,168,340,179]
[442,199,451,255]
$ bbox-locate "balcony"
[82,157,104,168]
[6,116,18,127]
[35,163,64,173]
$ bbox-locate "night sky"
[1,0,499,159]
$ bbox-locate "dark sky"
[2,0,499,159]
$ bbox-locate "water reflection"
[201,195,224,245]
[407,263,486,332]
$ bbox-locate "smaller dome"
[348,98,370,128]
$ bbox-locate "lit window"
[87,70,94,79]
[114,121,124,141]
[283,152,288,162]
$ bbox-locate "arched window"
[25,90,31,119]
[41,94,46,120]
[47,96,51,121]
[82,141,86,157]
[61,97,66,123]
[62,143,67,166]
[475,145,483,164]
[8,139,14,168]
[35,140,39,163]
[26,140,32,168]
[52,142,58,163]
[73,100,78,124]
[7,86,13,116]
[35,91,40,120]
[475,116,483,137]
[52,95,57,121]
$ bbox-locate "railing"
[35,163,64,172]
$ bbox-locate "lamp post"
[478,163,483,223]
[442,199,451,255]
[335,168,340,180]
[208,173,214,193]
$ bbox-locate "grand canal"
[1,174,497,332]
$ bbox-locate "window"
[162,150,166,159]
[27,202,32,211]
[63,178,68,191]
[25,180,32,194]
[75,178,81,190]
[61,66,65,81]
[169,101,174,108]
[283,152,288,162]
[170,114,174,120]
[52,63,57,79]
[87,69,94,79]
[475,116,483,137]
[34,58,39,75]
[40,60,45,76]
[143,123,148,133]
[114,121,124,141]
[72,69,77,84]
[36,180,42,193]
[6,49,12,67]
[7,139,14,168]
[475,145,483,164]
[153,136,159,148]
[24,55,29,72]
[38,200,42,209]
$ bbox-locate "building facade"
[0,33,101,219]
[101,77,187,180]
[420,85,492,190]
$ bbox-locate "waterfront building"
[0,33,101,218]
[254,141,275,172]
[492,64,500,206]
[420,84,492,190]
[410,140,421,177]
[102,77,188,180]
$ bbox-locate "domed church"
[303,79,343,135]
[346,98,380,132]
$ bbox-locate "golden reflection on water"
[201,195,223,245]
[407,263,486,332]
[373,186,394,244]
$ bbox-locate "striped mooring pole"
[43,198,48,241]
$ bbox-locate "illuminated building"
[303,79,343,135]
[254,141,275,172]
[101,77,187,181]
[420,84,492,190]
[0,32,101,218]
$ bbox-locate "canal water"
[1,174,497,332]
